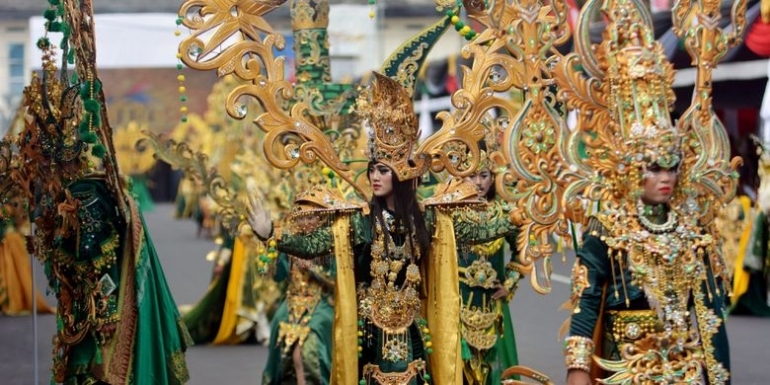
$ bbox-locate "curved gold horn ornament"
[447,0,572,294]
[179,0,368,196]
[140,131,246,230]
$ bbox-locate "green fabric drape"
[133,216,192,384]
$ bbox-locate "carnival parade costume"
[559,1,745,383]
[257,72,516,384]
[0,1,191,383]
[182,230,273,345]
[261,187,342,385]
[455,147,521,385]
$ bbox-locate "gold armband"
[564,336,594,372]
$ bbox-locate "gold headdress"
[358,72,428,181]
[564,0,683,201]
[553,0,742,219]
[114,121,157,176]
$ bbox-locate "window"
[8,43,25,96]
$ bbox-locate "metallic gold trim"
[563,336,594,373]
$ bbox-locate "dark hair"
[368,162,431,259]
[484,171,497,201]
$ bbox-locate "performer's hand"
[491,285,509,300]
[566,369,591,385]
[246,188,272,240]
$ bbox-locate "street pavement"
[1,203,769,384]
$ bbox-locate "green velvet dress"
[568,216,731,384]
[277,205,518,385]
[731,211,770,316]
[45,179,191,385]
[262,253,335,385]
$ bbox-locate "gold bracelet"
[564,335,594,372]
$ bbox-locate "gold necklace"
[360,220,422,363]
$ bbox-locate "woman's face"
[368,163,394,198]
[641,163,678,205]
[466,169,493,198]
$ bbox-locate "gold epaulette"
[421,179,484,208]
[585,215,611,238]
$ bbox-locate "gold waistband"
[362,359,427,385]
[605,309,661,343]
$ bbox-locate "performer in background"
[0,197,54,316]
[262,187,338,385]
[0,1,192,383]
[456,139,521,385]
[732,142,770,316]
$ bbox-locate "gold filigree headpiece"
[359,72,429,181]
[560,0,685,202]
[606,23,681,170]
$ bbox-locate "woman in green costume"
[457,148,521,385]
[261,195,337,385]
[247,74,519,385]
[558,2,735,383]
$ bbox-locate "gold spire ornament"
[421,0,572,294]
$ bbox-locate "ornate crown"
[359,72,429,181]
[606,19,681,170]
[558,0,686,203]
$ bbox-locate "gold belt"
[362,359,427,385]
[605,309,661,344]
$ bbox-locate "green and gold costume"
[274,191,517,384]
[262,253,335,385]
[46,179,191,384]
[455,199,520,385]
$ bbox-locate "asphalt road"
[1,203,769,384]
